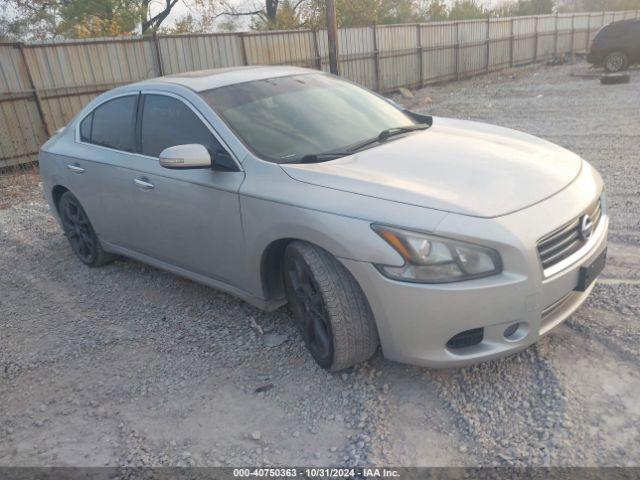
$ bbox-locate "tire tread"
[287,241,379,371]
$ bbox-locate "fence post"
[485,17,490,74]
[372,24,381,91]
[570,13,575,62]
[239,32,248,65]
[152,33,164,76]
[416,24,424,88]
[585,13,591,52]
[17,43,51,138]
[312,28,321,70]
[454,22,460,81]
[509,17,514,68]
[553,12,559,58]
[533,16,538,63]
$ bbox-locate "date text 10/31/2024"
[233,468,401,478]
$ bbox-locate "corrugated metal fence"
[1,10,638,168]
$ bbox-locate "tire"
[603,51,628,73]
[58,192,116,267]
[283,241,379,371]
[600,73,630,85]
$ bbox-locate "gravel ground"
[1,60,639,468]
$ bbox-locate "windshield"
[199,73,416,163]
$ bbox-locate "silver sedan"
[39,66,608,370]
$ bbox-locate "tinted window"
[140,94,224,159]
[88,95,137,152]
[79,113,93,142]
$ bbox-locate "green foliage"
[423,0,448,21]
[492,0,554,16]
[57,0,143,37]
[0,0,58,40]
[293,0,424,29]
[251,0,304,29]
[2,0,638,39]
[447,0,487,20]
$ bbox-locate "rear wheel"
[283,241,379,371]
[58,192,115,267]
[603,51,628,72]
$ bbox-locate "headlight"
[372,224,502,283]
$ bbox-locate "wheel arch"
[259,233,372,303]
[260,237,295,301]
[51,184,70,213]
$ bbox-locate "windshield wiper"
[285,123,430,164]
[346,123,430,152]
[289,152,352,164]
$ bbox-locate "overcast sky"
[149,0,255,30]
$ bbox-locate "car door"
[104,92,246,286]
[70,93,141,240]
[631,22,640,61]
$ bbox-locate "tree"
[447,0,487,20]
[57,0,143,38]
[0,0,183,40]
[214,0,297,29]
[1,0,58,40]
[141,0,181,32]
[421,0,448,20]
[498,0,554,16]
[297,0,423,28]
[250,0,304,29]
[159,12,216,33]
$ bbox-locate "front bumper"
[341,167,608,368]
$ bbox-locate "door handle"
[133,178,155,190]
[66,164,85,174]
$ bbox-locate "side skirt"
[101,240,287,312]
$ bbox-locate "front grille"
[537,198,602,271]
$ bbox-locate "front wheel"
[603,51,628,72]
[58,192,116,267]
[283,241,379,371]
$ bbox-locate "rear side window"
[79,113,93,142]
[83,95,137,152]
[140,94,225,158]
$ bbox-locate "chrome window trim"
[74,89,243,172]
[542,212,607,278]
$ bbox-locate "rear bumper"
[340,166,608,368]
[587,51,603,65]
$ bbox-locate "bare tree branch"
[142,0,179,32]
[214,9,264,17]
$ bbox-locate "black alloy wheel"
[58,192,115,267]
[284,249,334,368]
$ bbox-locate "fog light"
[503,323,519,339]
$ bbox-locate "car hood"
[280,117,582,218]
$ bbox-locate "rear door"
[110,92,246,285]
[69,93,140,239]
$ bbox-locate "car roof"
[603,19,640,30]
[136,65,317,92]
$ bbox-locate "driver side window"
[140,94,233,168]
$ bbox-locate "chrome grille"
[537,198,602,271]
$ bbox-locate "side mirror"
[159,144,211,169]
